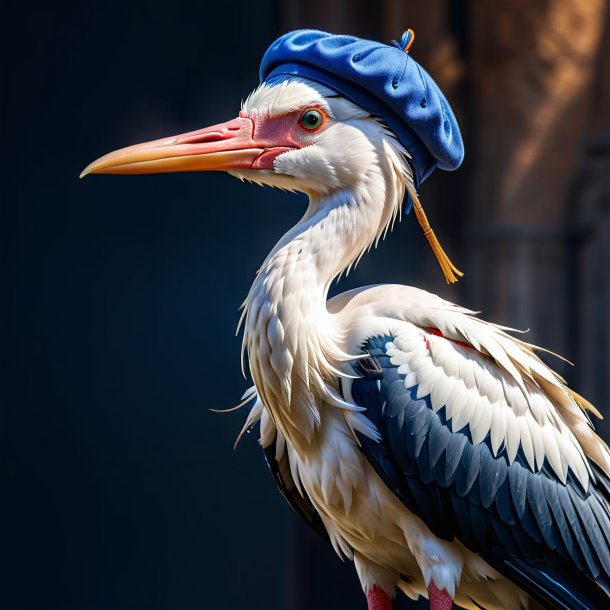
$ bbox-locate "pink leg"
[428,581,453,610]
[367,585,392,610]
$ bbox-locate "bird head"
[81,79,401,198]
[81,29,465,282]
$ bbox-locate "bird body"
[82,32,610,609]
[243,282,539,609]
[242,274,610,609]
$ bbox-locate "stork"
[82,29,610,610]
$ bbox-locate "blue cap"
[259,29,464,187]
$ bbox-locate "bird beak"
[80,115,293,178]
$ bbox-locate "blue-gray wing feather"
[351,335,610,610]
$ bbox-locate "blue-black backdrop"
[2,2,430,608]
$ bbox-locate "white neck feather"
[242,137,411,455]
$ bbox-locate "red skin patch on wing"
[425,327,472,351]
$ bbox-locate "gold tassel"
[405,182,463,284]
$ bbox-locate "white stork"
[82,35,610,610]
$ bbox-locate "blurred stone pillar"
[466,0,608,364]
[568,4,610,436]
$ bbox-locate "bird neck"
[242,185,396,454]
[270,187,388,284]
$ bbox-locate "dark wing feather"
[351,335,610,610]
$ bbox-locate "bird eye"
[299,109,324,131]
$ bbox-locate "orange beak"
[80,116,294,178]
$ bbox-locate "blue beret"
[259,29,464,187]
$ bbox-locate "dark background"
[3,1,610,609]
